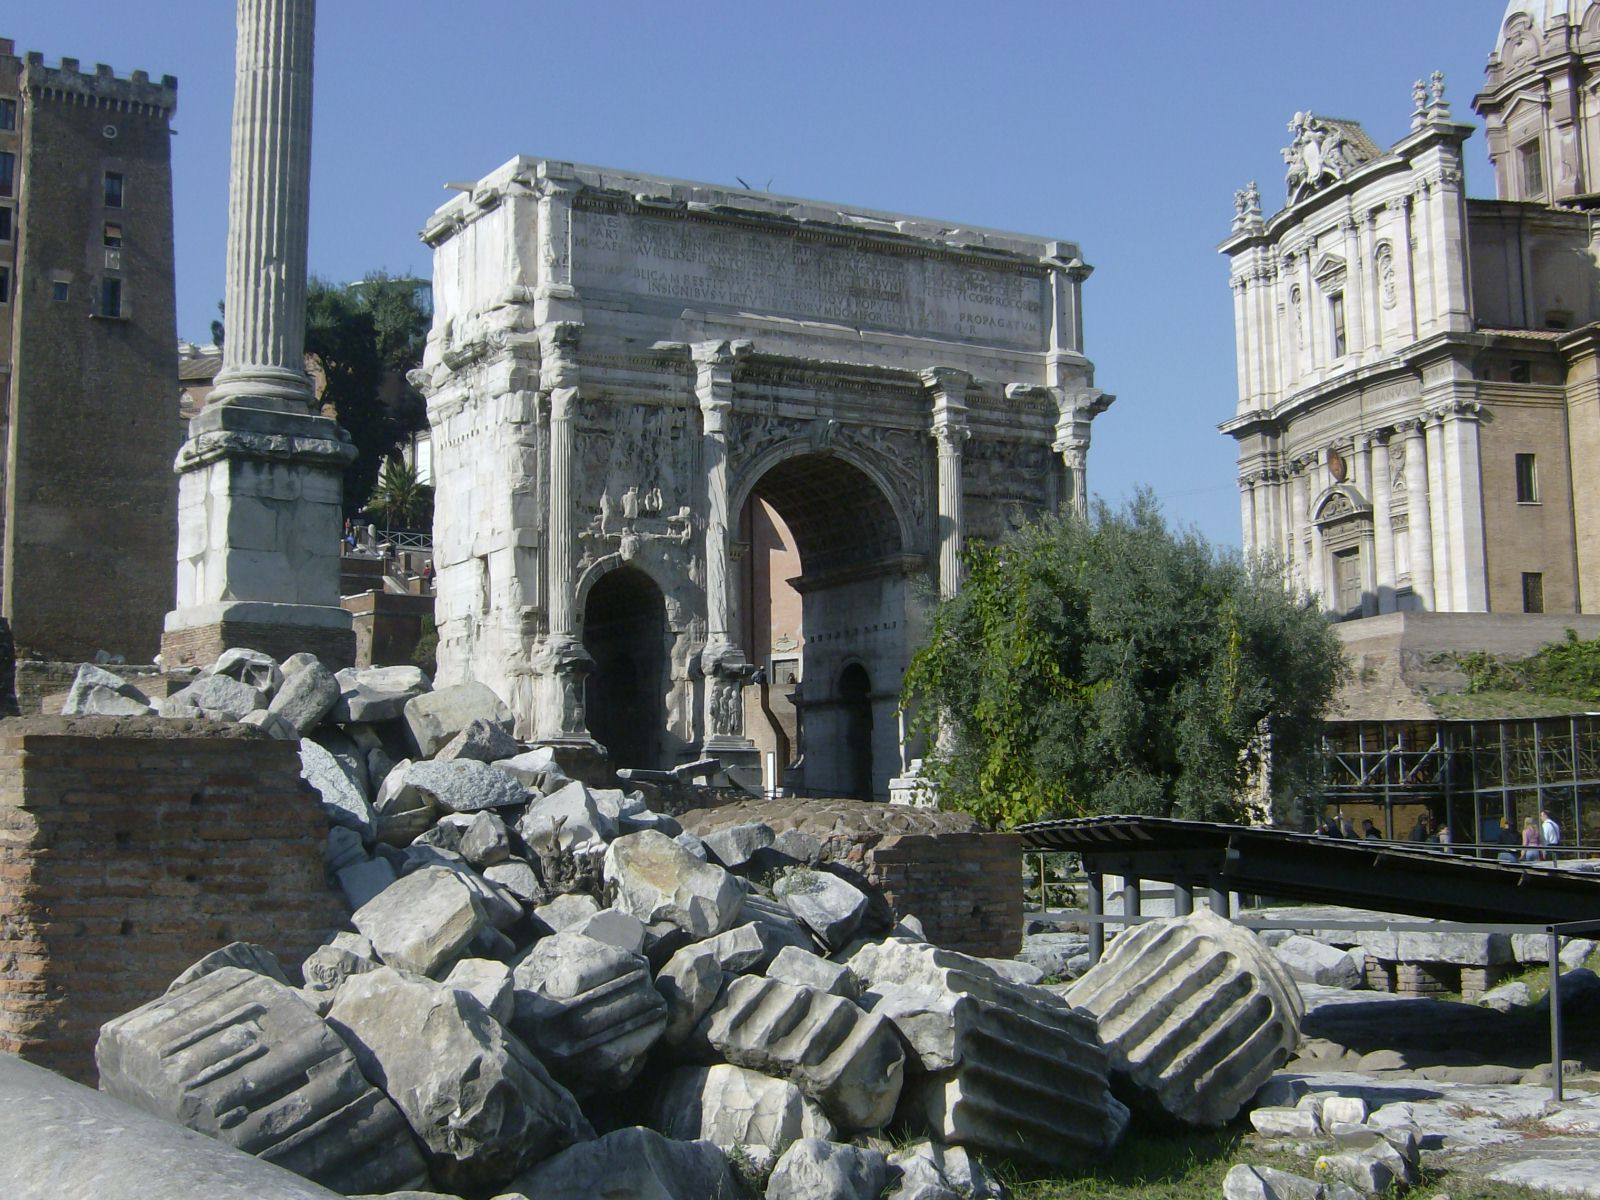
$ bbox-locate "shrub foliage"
[900,494,1345,829]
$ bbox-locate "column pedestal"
[162,403,355,666]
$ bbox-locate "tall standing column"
[1240,478,1257,557]
[161,0,357,667]
[924,368,972,599]
[1441,401,1488,610]
[1425,412,1454,609]
[1048,385,1108,520]
[696,341,757,760]
[1372,433,1397,612]
[1404,419,1436,610]
[209,0,316,409]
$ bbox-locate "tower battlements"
[18,47,176,116]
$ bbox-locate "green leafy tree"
[303,273,431,515]
[365,456,434,531]
[901,493,1345,829]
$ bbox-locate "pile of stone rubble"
[67,651,1312,1200]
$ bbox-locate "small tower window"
[1329,291,1347,357]
[1515,453,1539,503]
[99,277,122,318]
[1519,139,1545,197]
[0,98,17,131]
[103,222,122,248]
[103,171,124,208]
[1523,572,1545,614]
[0,151,15,199]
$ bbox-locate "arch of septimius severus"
[412,158,1112,797]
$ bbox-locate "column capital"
[921,366,972,422]
[538,322,581,391]
[692,339,751,420]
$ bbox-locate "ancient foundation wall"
[848,832,1023,959]
[0,716,345,1083]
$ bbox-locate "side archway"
[581,563,670,770]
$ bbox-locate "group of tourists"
[1317,807,1565,862]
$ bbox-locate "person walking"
[1521,816,1543,863]
[1540,808,1562,860]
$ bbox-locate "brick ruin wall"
[0,716,345,1083]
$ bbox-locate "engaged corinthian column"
[922,368,971,599]
[161,0,357,667]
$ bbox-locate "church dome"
[1496,0,1600,67]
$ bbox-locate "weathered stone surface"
[400,847,523,931]
[693,974,904,1132]
[501,1126,741,1200]
[1273,935,1363,989]
[334,665,431,724]
[280,651,323,677]
[1067,910,1303,1128]
[241,709,301,740]
[445,957,516,1024]
[656,942,728,1044]
[0,1052,353,1200]
[651,1064,834,1155]
[372,760,438,847]
[1314,1148,1398,1195]
[699,921,770,974]
[61,664,154,716]
[212,647,284,697]
[535,893,601,931]
[302,932,380,994]
[414,812,475,852]
[325,826,367,876]
[767,945,859,999]
[510,931,668,1096]
[772,827,824,866]
[849,937,1125,1164]
[96,967,428,1194]
[485,858,546,905]
[326,967,593,1192]
[766,1137,891,1200]
[167,941,292,993]
[435,717,522,764]
[1323,1096,1369,1126]
[741,892,820,959]
[773,869,868,950]
[1361,927,1511,968]
[605,830,745,939]
[172,672,269,721]
[519,780,616,858]
[885,1139,1005,1200]
[406,758,528,814]
[299,737,376,841]
[1017,931,1088,979]
[984,957,1045,985]
[1223,1164,1322,1200]
[1479,979,1533,1012]
[267,661,340,735]
[702,822,776,871]
[405,682,512,759]
[352,866,486,977]
[491,746,566,790]
[338,858,397,911]
[1250,1106,1321,1138]
[573,907,648,955]
[460,810,512,866]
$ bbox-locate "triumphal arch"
[414,158,1110,797]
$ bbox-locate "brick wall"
[0,715,346,1083]
[160,619,355,671]
[851,831,1023,960]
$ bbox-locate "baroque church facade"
[1220,1,1600,621]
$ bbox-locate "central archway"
[582,565,669,770]
[737,450,911,799]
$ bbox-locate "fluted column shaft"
[934,426,969,598]
[1372,435,1397,612]
[546,386,578,638]
[212,0,317,408]
[1404,421,1436,609]
[695,348,736,650]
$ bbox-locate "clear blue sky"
[9,1,1508,547]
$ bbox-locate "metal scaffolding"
[1318,713,1600,854]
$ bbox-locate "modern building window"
[0,150,15,198]
[0,98,17,131]
[103,171,124,208]
[1523,572,1545,614]
[99,276,122,318]
[1519,139,1545,197]
[1515,453,1539,503]
[0,204,11,242]
[51,280,70,303]
[1329,291,1347,357]
[103,222,122,248]
[0,264,10,304]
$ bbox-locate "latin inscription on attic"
[570,206,1047,349]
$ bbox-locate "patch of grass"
[997,1127,1303,1200]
